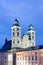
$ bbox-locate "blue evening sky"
[0,0,43,48]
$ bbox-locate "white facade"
[21,34,30,48]
[8,53,13,65]
[22,24,36,48]
[11,19,21,48]
[11,19,36,49]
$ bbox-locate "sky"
[0,0,43,48]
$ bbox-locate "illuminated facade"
[16,50,39,65]
[0,46,43,65]
[11,19,35,49]
[0,19,43,65]
[16,46,43,65]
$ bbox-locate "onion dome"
[28,24,34,31]
[13,18,20,27]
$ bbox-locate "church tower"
[27,24,36,46]
[11,19,21,49]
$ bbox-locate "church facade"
[0,19,43,65]
[11,19,35,49]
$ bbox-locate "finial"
[13,18,20,27]
[28,24,34,31]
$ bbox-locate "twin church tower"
[11,19,36,49]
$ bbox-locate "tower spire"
[13,18,20,27]
[28,24,34,31]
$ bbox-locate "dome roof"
[13,18,20,27]
[28,24,34,31]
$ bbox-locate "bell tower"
[11,19,21,48]
[27,24,36,46]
